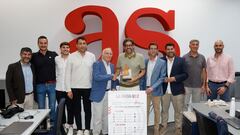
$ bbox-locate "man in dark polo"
[183,39,207,111]
[31,36,58,125]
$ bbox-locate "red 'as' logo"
[65,6,180,64]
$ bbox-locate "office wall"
[0,0,240,79]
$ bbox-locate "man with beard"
[115,38,145,91]
[206,40,235,102]
[6,47,35,109]
[160,43,188,135]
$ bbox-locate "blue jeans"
[207,82,230,102]
[36,83,56,122]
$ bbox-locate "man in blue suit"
[160,43,188,135]
[140,42,166,135]
[90,48,116,135]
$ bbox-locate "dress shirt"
[21,62,33,93]
[55,55,68,91]
[166,57,175,94]
[65,51,96,91]
[103,59,112,90]
[146,56,157,86]
[207,53,235,83]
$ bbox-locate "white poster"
[108,91,147,135]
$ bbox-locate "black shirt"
[31,50,58,84]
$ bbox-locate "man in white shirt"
[55,42,74,135]
[65,37,96,135]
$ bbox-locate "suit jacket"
[5,61,36,104]
[140,57,166,96]
[90,60,116,102]
[161,56,188,95]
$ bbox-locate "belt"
[45,80,56,84]
[119,83,139,88]
[25,92,33,95]
[209,80,227,84]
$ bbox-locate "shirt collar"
[124,51,136,59]
[166,56,175,62]
[20,61,31,66]
[102,59,110,66]
[38,50,49,56]
[188,52,199,58]
[149,56,158,62]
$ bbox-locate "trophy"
[121,64,132,81]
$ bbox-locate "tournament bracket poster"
[108,91,147,135]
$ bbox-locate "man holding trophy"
[115,38,145,91]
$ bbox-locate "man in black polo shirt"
[31,35,58,125]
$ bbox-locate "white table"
[0,109,50,135]
[191,102,240,135]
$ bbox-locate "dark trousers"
[72,88,91,130]
[207,81,230,102]
[56,91,74,125]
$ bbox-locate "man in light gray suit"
[140,42,166,135]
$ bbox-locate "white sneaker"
[67,127,74,135]
[83,130,90,135]
[77,130,83,135]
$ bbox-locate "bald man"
[206,40,235,102]
[90,48,117,135]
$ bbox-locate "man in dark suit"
[90,48,116,135]
[6,47,35,109]
[160,43,188,135]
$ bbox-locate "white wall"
[1,0,240,79]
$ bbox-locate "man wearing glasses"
[115,38,145,91]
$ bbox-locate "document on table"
[108,91,147,135]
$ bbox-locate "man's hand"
[201,85,206,94]
[217,86,226,95]
[67,91,73,99]
[128,76,138,83]
[165,77,176,83]
[112,74,117,81]
[145,87,153,94]
[206,86,212,96]
[11,100,17,105]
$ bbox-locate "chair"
[194,109,218,135]
[33,98,66,135]
[53,98,66,135]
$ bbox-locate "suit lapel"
[152,58,160,74]
[100,60,107,74]
[110,64,114,74]
[170,57,177,76]
[17,61,25,84]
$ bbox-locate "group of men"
[5,35,235,135]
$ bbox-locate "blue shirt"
[21,62,33,93]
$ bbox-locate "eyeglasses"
[125,44,134,47]
[150,47,157,50]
